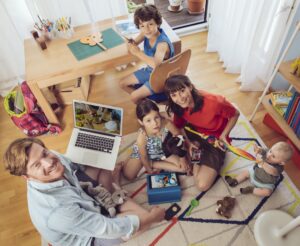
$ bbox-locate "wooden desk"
[24,18,181,124]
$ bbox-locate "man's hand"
[149,206,165,223]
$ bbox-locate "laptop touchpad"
[83,152,98,163]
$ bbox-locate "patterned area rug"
[117,113,300,246]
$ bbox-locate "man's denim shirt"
[27,152,139,246]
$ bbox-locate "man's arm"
[117,200,165,238]
[48,204,139,239]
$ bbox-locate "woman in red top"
[165,75,240,191]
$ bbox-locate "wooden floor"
[0,31,299,246]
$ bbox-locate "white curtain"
[0,0,128,97]
[0,0,32,96]
[207,0,296,91]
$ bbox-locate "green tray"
[68,28,124,61]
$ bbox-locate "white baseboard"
[175,23,208,37]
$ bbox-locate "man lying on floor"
[4,138,165,246]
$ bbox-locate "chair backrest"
[149,49,191,93]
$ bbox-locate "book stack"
[269,91,292,117]
[284,91,300,138]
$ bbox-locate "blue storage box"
[147,172,181,205]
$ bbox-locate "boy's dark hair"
[164,75,204,117]
[136,98,159,121]
[134,4,162,28]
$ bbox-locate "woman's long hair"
[164,75,204,116]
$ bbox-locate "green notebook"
[68,28,124,61]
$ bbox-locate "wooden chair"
[149,49,192,94]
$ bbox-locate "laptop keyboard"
[75,133,114,153]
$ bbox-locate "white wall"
[272,2,300,90]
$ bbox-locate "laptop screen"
[73,101,123,136]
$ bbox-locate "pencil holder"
[56,27,74,39]
[41,30,54,41]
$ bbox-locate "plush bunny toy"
[80,182,128,217]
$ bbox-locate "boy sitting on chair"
[225,142,293,197]
[119,4,174,104]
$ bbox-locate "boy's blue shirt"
[144,28,175,63]
[133,28,175,99]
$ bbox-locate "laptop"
[66,100,123,170]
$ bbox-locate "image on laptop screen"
[74,101,122,135]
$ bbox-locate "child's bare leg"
[153,155,187,173]
[253,187,272,197]
[119,74,138,94]
[122,158,143,181]
[130,85,151,104]
[235,170,250,183]
[193,164,218,191]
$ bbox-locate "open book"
[115,19,139,37]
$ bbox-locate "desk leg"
[28,83,60,125]
[80,75,91,99]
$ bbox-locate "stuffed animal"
[80,181,128,217]
[162,133,187,159]
[216,196,236,219]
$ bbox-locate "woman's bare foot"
[112,161,124,186]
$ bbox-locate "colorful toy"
[186,198,199,216]
[185,126,256,161]
[80,32,107,50]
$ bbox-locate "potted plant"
[187,0,206,14]
[168,0,183,12]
